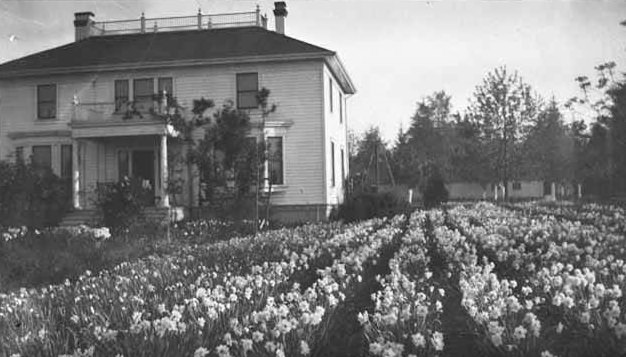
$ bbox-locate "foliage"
[522,99,576,182]
[335,190,409,222]
[467,66,542,197]
[567,62,626,197]
[418,162,449,209]
[392,91,454,187]
[94,178,152,231]
[0,160,69,228]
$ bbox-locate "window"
[32,145,52,170]
[339,93,343,124]
[118,150,129,181]
[331,141,336,187]
[236,73,258,109]
[114,80,129,112]
[15,147,24,162]
[61,145,72,179]
[340,148,345,182]
[158,77,173,98]
[513,182,522,190]
[267,136,283,185]
[133,78,154,112]
[329,78,333,112]
[37,84,56,119]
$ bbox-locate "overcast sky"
[1,0,625,141]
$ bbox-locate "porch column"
[160,134,169,207]
[72,139,81,209]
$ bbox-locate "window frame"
[158,77,173,97]
[339,92,343,124]
[512,182,522,190]
[114,79,130,113]
[331,140,336,187]
[329,78,333,113]
[32,145,52,170]
[266,136,284,186]
[37,84,57,119]
[61,144,73,179]
[236,73,259,109]
[340,147,345,183]
[133,78,155,113]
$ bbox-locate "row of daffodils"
[2,201,625,356]
[444,202,626,357]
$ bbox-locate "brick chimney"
[74,12,96,41]
[273,2,287,35]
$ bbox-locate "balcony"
[70,101,170,138]
[91,8,268,37]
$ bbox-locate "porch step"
[59,210,101,227]
[58,207,172,227]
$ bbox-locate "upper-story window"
[329,78,333,113]
[237,73,258,109]
[133,78,154,112]
[158,77,173,98]
[114,80,129,112]
[339,92,343,124]
[37,84,56,119]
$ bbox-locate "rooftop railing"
[91,7,268,36]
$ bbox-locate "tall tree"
[393,91,454,187]
[522,99,575,183]
[567,61,626,197]
[467,66,542,199]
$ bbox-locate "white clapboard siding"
[1,59,329,207]
[322,64,349,206]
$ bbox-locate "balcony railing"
[71,101,167,122]
[91,7,268,36]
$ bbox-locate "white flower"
[556,322,564,334]
[241,339,253,352]
[253,331,264,342]
[541,351,557,357]
[411,333,426,348]
[431,331,444,351]
[357,311,369,325]
[300,340,310,355]
[513,325,527,340]
[194,347,210,357]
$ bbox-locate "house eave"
[0,52,333,79]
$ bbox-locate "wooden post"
[160,134,169,207]
[140,13,146,33]
[72,139,81,209]
[197,9,202,30]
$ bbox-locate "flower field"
[1,202,625,356]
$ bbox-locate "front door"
[132,150,155,204]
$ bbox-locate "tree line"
[350,62,626,200]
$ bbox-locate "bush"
[94,178,152,232]
[419,164,449,209]
[335,190,409,223]
[0,160,70,228]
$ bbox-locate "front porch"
[70,133,173,210]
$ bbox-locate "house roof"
[0,26,356,94]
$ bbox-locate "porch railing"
[92,8,268,36]
[71,101,168,122]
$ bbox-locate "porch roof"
[71,120,169,138]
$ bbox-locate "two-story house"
[0,2,355,223]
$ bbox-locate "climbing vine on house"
[155,88,277,220]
